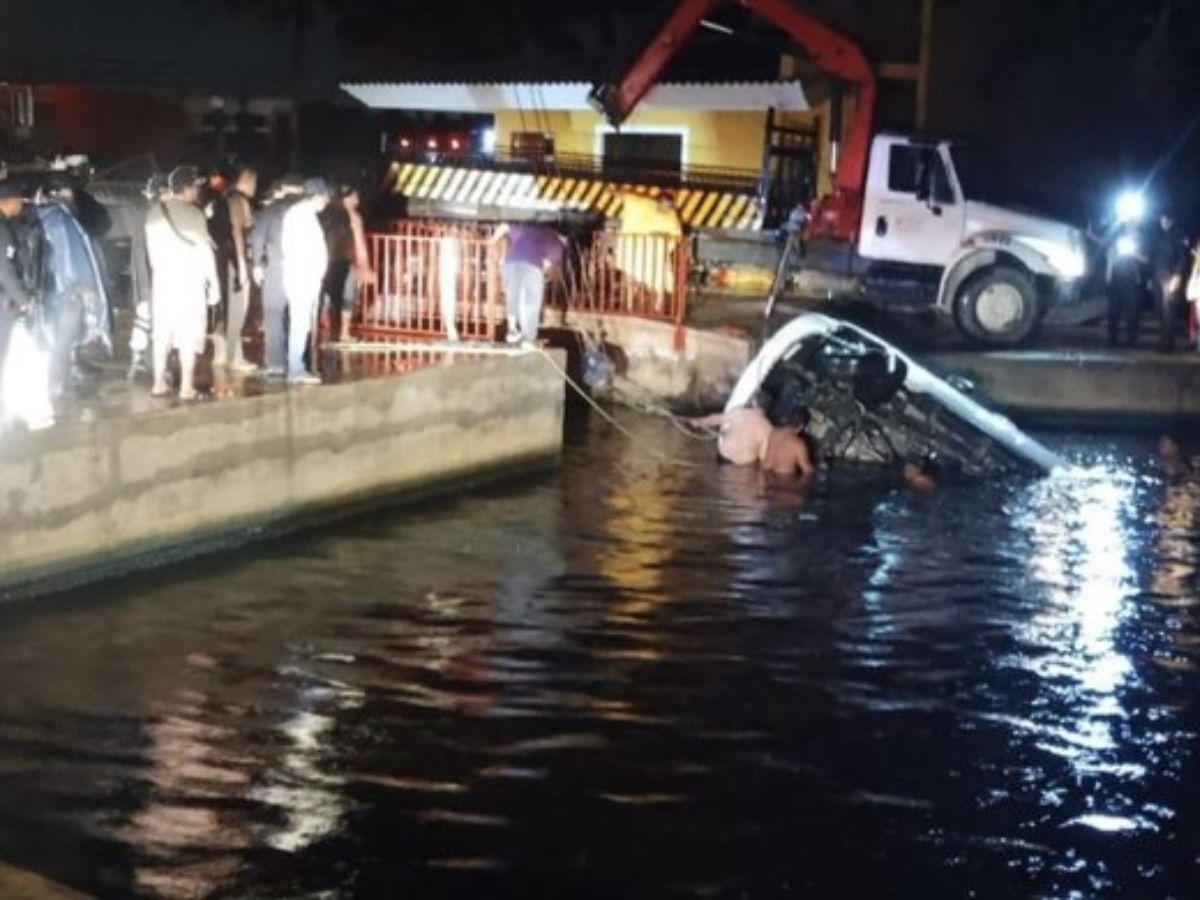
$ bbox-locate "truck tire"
[953,265,1041,346]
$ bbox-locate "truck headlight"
[1115,189,1146,224]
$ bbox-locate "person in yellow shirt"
[614,191,682,311]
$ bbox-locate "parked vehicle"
[593,0,1089,345]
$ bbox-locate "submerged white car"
[726,313,1060,476]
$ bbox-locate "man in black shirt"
[1150,212,1190,352]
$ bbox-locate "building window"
[602,132,683,178]
[510,131,554,162]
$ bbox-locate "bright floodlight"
[1115,190,1145,224]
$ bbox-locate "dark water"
[1,415,1198,898]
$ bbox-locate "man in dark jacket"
[1107,226,1149,348]
[1150,212,1190,351]
[249,176,303,376]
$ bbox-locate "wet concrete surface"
[48,329,516,432]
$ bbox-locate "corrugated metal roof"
[341,80,808,113]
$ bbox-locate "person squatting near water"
[492,222,567,346]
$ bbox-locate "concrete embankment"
[930,349,1200,427]
[0,351,565,598]
[547,311,751,411]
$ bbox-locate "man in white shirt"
[281,178,331,385]
[144,166,218,400]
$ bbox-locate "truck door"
[858,140,965,267]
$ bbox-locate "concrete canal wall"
[547,311,751,411]
[0,351,565,597]
[931,349,1200,426]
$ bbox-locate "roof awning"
[341,80,808,113]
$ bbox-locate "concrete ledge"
[547,311,751,411]
[930,349,1200,427]
[0,351,565,598]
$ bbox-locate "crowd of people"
[133,162,376,398]
[0,155,379,418]
[1105,210,1198,351]
[0,156,114,428]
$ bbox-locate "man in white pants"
[144,167,218,400]
[493,222,566,345]
[281,178,330,384]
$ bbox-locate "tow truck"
[591,0,1090,345]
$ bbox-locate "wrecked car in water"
[726,314,1060,477]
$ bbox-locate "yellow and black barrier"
[387,162,763,232]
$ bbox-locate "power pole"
[877,0,936,131]
[916,0,934,131]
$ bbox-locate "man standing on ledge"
[281,178,331,385]
[250,176,304,377]
[492,221,566,346]
[0,181,32,381]
[223,164,258,370]
[144,166,217,401]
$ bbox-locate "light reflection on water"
[0,417,1197,897]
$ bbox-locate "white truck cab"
[853,134,1088,344]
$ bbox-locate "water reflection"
[0,423,1197,897]
[252,667,363,854]
[124,689,254,899]
[1023,467,1136,700]
[1012,462,1154,837]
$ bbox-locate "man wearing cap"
[280,178,331,384]
[250,175,304,376]
[144,166,218,400]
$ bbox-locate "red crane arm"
[590,0,878,238]
[589,0,722,127]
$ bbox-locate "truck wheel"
[953,266,1041,346]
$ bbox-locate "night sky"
[3,0,1199,221]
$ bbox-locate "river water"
[0,414,1197,898]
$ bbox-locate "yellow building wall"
[494,108,770,173]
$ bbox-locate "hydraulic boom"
[589,0,877,241]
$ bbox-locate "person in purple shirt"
[492,222,566,345]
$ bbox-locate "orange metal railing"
[554,231,689,326]
[357,221,689,343]
[357,221,501,341]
